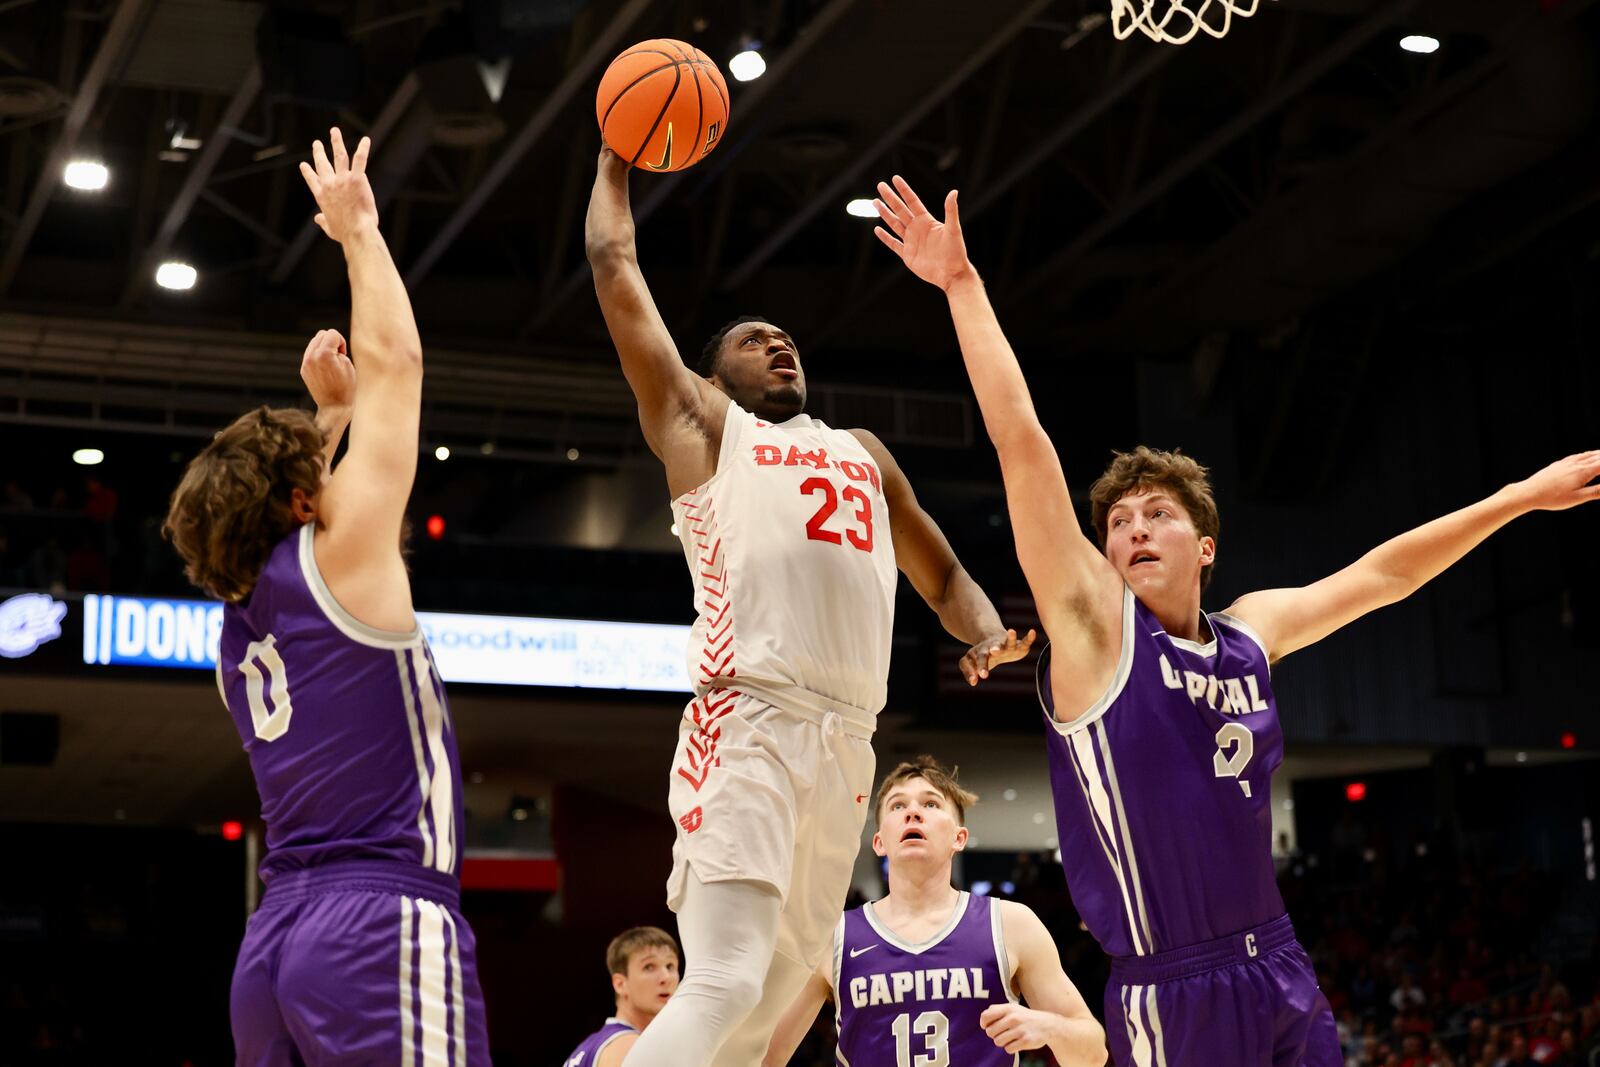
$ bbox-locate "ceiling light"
[434,445,450,461]
[729,49,766,82]
[155,261,196,290]
[846,199,877,218]
[566,447,580,461]
[670,523,680,536]
[72,448,104,466]
[63,159,109,191]
[1399,34,1439,54]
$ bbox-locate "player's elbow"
[585,231,638,268]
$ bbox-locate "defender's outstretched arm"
[297,129,423,631]
[1228,450,1600,661]
[873,176,1122,709]
[585,146,717,465]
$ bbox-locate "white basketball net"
[1109,0,1263,44]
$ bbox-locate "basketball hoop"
[1109,0,1265,44]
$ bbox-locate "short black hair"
[698,314,770,378]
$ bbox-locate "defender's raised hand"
[300,329,355,412]
[1512,450,1600,512]
[873,175,975,292]
[298,127,376,244]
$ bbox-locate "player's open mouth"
[1130,551,1160,568]
[769,353,798,378]
[900,829,925,843]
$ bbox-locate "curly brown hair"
[1088,446,1220,590]
[874,755,979,828]
[163,406,326,603]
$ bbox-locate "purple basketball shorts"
[1104,913,1340,1067]
[231,859,490,1066]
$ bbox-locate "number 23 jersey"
[1039,587,1286,957]
[671,400,898,721]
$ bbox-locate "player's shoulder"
[594,1029,639,1067]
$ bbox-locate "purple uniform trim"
[562,1019,638,1066]
[833,892,1016,1067]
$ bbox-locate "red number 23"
[800,477,873,552]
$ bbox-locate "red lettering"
[753,444,782,466]
[839,460,867,481]
[842,487,873,551]
[801,478,842,544]
[785,446,829,469]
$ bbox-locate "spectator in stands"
[1394,974,1429,1014]
[1451,967,1489,1009]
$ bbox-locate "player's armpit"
[595,1031,637,1067]
[761,964,833,1067]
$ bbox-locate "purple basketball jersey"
[833,892,1016,1067]
[1039,587,1285,957]
[562,1018,637,1066]
[219,523,463,883]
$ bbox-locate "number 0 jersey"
[1040,587,1286,958]
[832,892,1017,1067]
[670,400,898,727]
[218,523,463,884]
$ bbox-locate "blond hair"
[1088,446,1220,589]
[874,756,978,827]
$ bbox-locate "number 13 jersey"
[1039,587,1286,957]
[671,400,898,726]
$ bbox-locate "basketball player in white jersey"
[763,757,1106,1067]
[585,145,1036,1067]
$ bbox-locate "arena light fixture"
[846,199,877,218]
[63,159,109,191]
[72,448,105,466]
[566,447,580,461]
[728,48,766,82]
[221,820,243,841]
[434,445,451,461]
[155,261,197,290]
[1399,34,1439,54]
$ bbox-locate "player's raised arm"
[300,328,354,471]
[983,901,1107,1065]
[297,128,423,631]
[585,145,719,463]
[873,176,1123,707]
[760,963,832,1067]
[848,427,1036,685]
[1228,450,1600,662]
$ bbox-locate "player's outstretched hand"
[872,175,975,292]
[1512,450,1600,512]
[300,329,355,412]
[960,627,1038,686]
[299,127,376,244]
[979,1003,1058,1054]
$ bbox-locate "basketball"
[596,39,730,173]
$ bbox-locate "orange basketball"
[596,39,730,173]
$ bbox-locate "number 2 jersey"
[832,891,1017,1067]
[670,400,898,728]
[1039,587,1286,957]
[218,522,463,884]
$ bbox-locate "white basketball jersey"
[671,400,898,723]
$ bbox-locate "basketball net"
[1109,0,1263,44]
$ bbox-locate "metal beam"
[719,0,1058,293]
[269,74,422,285]
[523,0,865,336]
[808,36,1175,348]
[1008,0,1414,305]
[402,0,657,288]
[0,0,152,295]
[121,63,262,307]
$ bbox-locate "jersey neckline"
[861,891,972,955]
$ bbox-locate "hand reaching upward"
[300,329,355,412]
[298,127,377,244]
[872,175,976,292]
